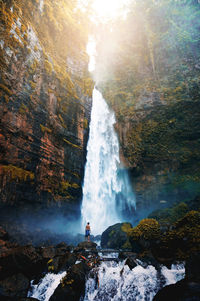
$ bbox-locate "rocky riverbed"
[0,222,200,301]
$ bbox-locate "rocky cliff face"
[95,0,200,216]
[0,0,93,220]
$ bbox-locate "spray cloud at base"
[0,206,87,246]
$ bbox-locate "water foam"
[83,260,185,301]
[28,271,66,301]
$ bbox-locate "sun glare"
[87,38,96,72]
[91,0,129,20]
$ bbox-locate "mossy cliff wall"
[0,0,94,218]
[96,0,200,214]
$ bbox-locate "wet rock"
[77,241,97,249]
[185,253,200,282]
[16,298,39,301]
[40,246,56,259]
[49,262,91,301]
[74,241,98,256]
[153,279,200,301]
[101,223,132,249]
[0,273,29,297]
[55,242,72,256]
[0,297,39,301]
[124,257,138,270]
[48,252,77,274]
[119,251,137,260]
[138,251,160,270]
[0,243,46,280]
[0,227,9,241]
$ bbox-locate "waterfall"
[81,88,136,235]
[83,260,185,301]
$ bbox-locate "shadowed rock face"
[101,223,132,249]
[0,0,93,220]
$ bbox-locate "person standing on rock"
[85,222,91,242]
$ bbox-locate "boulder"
[153,252,200,301]
[0,273,29,297]
[101,223,132,249]
[49,262,91,301]
[153,279,200,301]
[0,243,47,280]
[77,241,97,249]
[74,241,98,256]
[128,219,161,253]
[47,252,77,274]
[55,242,72,256]
[124,257,138,270]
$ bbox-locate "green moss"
[58,114,66,128]
[149,202,189,225]
[121,223,132,234]
[40,124,52,133]
[19,103,27,114]
[0,83,12,96]
[34,45,38,52]
[63,138,82,150]
[60,180,79,191]
[29,59,38,74]
[83,118,88,129]
[4,95,10,103]
[109,230,115,237]
[161,210,200,260]
[122,240,132,249]
[30,81,36,90]
[1,164,34,181]
[48,265,54,272]
[44,59,53,74]
[47,259,53,264]
[129,218,160,241]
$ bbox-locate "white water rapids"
[28,271,66,301]
[83,260,185,301]
[81,88,136,235]
[27,258,185,301]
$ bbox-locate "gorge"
[0,0,200,300]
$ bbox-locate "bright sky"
[87,37,96,72]
[91,0,129,20]
[85,0,130,72]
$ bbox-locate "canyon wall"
[0,0,93,220]
[95,0,200,216]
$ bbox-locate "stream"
[28,251,185,301]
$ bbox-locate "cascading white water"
[28,272,66,301]
[81,88,136,235]
[27,259,185,301]
[83,260,185,301]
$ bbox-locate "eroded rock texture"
[0,0,93,220]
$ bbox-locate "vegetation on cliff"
[95,0,200,208]
[0,0,94,213]
[101,196,200,265]
[129,202,200,263]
